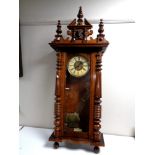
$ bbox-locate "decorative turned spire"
[97,19,105,41]
[55,20,62,40]
[77,6,84,25]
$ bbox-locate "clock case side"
[49,51,67,142]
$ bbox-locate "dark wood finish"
[94,146,100,154]
[93,51,103,142]
[54,20,62,41]
[53,142,59,149]
[49,7,109,153]
[77,6,84,25]
[97,19,105,41]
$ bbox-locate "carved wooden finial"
[97,19,105,41]
[55,20,62,40]
[77,6,84,25]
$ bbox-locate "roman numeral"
[70,67,74,70]
[83,67,86,71]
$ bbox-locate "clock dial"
[68,56,89,77]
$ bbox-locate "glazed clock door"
[63,53,90,139]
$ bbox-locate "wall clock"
[49,6,109,153]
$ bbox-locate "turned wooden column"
[93,51,103,142]
[54,52,62,138]
[54,51,66,139]
[93,19,105,142]
[53,20,65,139]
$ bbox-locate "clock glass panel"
[64,54,90,138]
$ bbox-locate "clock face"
[67,56,89,77]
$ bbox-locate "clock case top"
[49,7,109,148]
[49,8,109,52]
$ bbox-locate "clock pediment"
[49,6,109,50]
[67,18,92,29]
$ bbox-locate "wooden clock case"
[49,7,109,153]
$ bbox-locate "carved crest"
[50,6,109,45]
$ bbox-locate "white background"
[1,0,155,155]
[19,0,135,137]
[19,127,135,155]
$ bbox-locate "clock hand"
[75,64,80,69]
